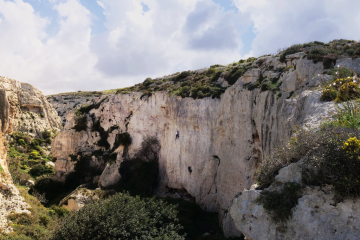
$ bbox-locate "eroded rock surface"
[230,160,360,240]
[51,54,348,237]
[0,76,62,232]
[47,93,102,125]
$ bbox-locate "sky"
[0,0,359,95]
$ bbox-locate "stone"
[45,161,55,168]
[59,188,95,211]
[51,57,352,237]
[230,160,360,240]
[274,162,301,183]
[285,52,306,67]
[25,180,35,187]
[336,58,360,73]
[280,71,299,92]
[238,69,261,85]
[0,76,61,233]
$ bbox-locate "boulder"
[230,159,360,240]
[238,69,261,85]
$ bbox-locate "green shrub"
[206,68,217,77]
[76,97,107,115]
[49,205,70,218]
[335,82,360,103]
[328,67,353,79]
[51,193,184,240]
[225,67,246,85]
[29,150,41,159]
[140,90,152,99]
[72,114,87,132]
[18,139,26,146]
[142,77,153,86]
[279,44,303,62]
[176,71,192,82]
[211,71,223,82]
[354,48,360,56]
[256,182,302,223]
[323,101,360,129]
[320,88,337,101]
[29,164,54,177]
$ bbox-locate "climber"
[175,131,180,140]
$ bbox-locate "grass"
[322,101,360,129]
[0,185,69,240]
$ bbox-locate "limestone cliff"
[0,76,62,232]
[51,53,360,236]
[47,92,104,125]
[230,160,360,240]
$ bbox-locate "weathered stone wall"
[230,160,360,240]
[0,76,62,232]
[51,56,360,236]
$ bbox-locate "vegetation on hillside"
[255,100,360,223]
[51,192,185,240]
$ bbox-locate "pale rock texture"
[51,55,360,236]
[230,159,360,240]
[0,76,62,233]
[239,69,261,85]
[336,58,360,73]
[59,188,94,211]
[52,55,339,237]
[47,93,102,125]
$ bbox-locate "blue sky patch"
[212,0,238,12]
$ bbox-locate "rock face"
[0,76,62,232]
[47,93,103,125]
[51,54,353,236]
[230,160,360,240]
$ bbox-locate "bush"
[321,76,360,103]
[323,101,360,130]
[51,193,184,240]
[335,82,360,103]
[29,150,41,159]
[225,67,246,85]
[320,88,337,101]
[176,71,192,82]
[328,67,353,79]
[355,48,360,56]
[142,77,153,86]
[72,114,87,132]
[256,128,321,188]
[256,182,302,223]
[279,44,303,62]
[29,164,54,177]
[18,139,26,146]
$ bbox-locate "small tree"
[51,192,184,240]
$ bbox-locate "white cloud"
[232,0,360,56]
[92,0,247,80]
[0,0,357,95]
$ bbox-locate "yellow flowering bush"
[342,136,360,157]
[321,77,360,102]
[335,82,360,103]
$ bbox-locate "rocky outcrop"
[51,54,354,236]
[0,76,62,232]
[229,160,360,240]
[47,93,103,125]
